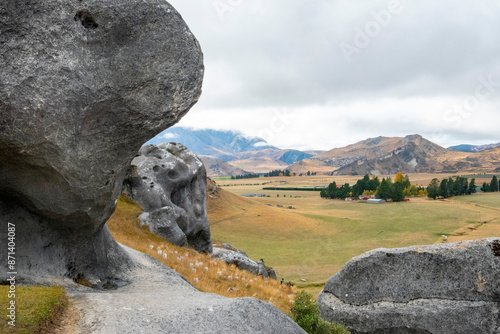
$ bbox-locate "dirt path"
[65,245,304,334]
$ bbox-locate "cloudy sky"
[162,0,500,151]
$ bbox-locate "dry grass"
[107,196,297,314]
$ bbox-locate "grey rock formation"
[123,143,212,253]
[0,0,203,283]
[71,245,306,334]
[268,268,278,280]
[258,260,269,278]
[0,1,304,332]
[212,244,277,279]
[212,247,259,274]
[317,238,500,334]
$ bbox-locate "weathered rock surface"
[212,244,277,279]
[123,143,212,253]
[70,245,306,334]
[0,1,305,332]
[0,0,203,283]
[317,238,500,334]
[212,247,259,274]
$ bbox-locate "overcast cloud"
[162,0,500,151]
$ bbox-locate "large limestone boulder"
[123,143,212,253]
[0,2,305,332]
[0,0,203,283]
[317,238,500,334]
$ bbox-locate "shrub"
[290,291,350,334]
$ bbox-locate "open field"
[208,175,500,296]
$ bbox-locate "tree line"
[320,173,423,202]
[426,175,497,199]
[481,175,499,192]
[426,176,476,199]
[264,169,294,177]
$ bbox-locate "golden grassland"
[216,173,497,191]
[107,196,298,314]
[0,286,67,334]
[208,176,500,296]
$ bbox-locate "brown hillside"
[229,149,293,173]
[289,135,500,175]
[206,184,326,241]
[201,157,249,177]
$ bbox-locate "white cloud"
[162,133,177,139]
[253,141,269,147]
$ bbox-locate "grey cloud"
[171,0,500,109]
[166,0,499,149]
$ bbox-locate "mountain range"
[147,127,318,174]
[289,135,500,175]
[448,143,500,153]
[147,128,499,176]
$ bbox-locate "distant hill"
[279,150,314,164]
[147,127,320,174]
[448,143,500,152]
[289,134,500,175]
[200,157,249,177]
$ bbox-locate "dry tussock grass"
[107,196,297,314]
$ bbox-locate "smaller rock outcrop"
[212,244,277,279]
[317,238,500,334]
[207,177,221,197]
[123,143,212,253]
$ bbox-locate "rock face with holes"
[123,143,212,253]
[317,238,500,334]
[0,0,204,283]
[0,1,308,332]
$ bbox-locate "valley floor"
[208,175,500,296]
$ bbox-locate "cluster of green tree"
[298,171,318,176]
[264,169,293,177]
[351,175,381,197]
[426,176,477,199]
[321,173,420,202]
[230,173,260,180]
[481,175,499,192]
[319,181,352,199]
